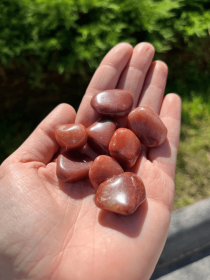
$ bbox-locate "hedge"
[0,0,209,92]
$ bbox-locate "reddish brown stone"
[86,117,117,155]
[91,89,133,117]
[55,124,87,150]
[56,151,93,183]
[95,172,146,215]
[89,155,124,190]
[128,106,167,147]
[109,128,141,169]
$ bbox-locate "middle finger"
[75,43,133,127]
[117,42,155,108]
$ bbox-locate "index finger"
[75,43,133,127]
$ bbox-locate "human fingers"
[148,93,181,180]
[117,42,155,108]
[12,104,76,164]
[138,60,168,114]
[132,61,168,171]
[75,43,133,127]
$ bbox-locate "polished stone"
[95,172,146,215]
[109,128,141,169]
[57,151,93,182]
[55,123,87,150]
[91,89,133,117]
[89,155,124,190]
[86,117,117,155]
[128,106,167,147]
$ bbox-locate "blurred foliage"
[0,0,209,93]
[0,0,179,70]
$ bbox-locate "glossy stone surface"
[86,117,117,155]
[89,155,124,190]
[109,128,141,169]
[55,124,87,150]
[128,106,167,147]
[57,151,93,183]
[91,89,133,117]
[95,172,146,215]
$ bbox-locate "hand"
[0,43,181,280]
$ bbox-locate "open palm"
[0,43,181,280]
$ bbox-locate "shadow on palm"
[57,166,147,238]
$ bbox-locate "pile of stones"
[55,89,167,215]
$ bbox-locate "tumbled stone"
[91,89,133,117]
[89,155,124,190]
[128,106,167,147]
[86,117,117,155]
[109,128,141,169]
[56,151,93,183]
[95,172,146,215]
[55,124,87,150]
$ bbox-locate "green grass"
[174,96,210,209]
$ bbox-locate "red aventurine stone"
[128,106,167,147]
[55,124,87,150]
[86,117,117,155]
[95,172,146,215]
[91,89,133,117]
[56,151,93,183]
[109,128,141,169]
[89,155,124,190]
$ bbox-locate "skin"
[0,42,181,280]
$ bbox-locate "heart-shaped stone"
[95,172,146,215]
[55,123,87,150]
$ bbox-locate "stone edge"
[155,197,210,270]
